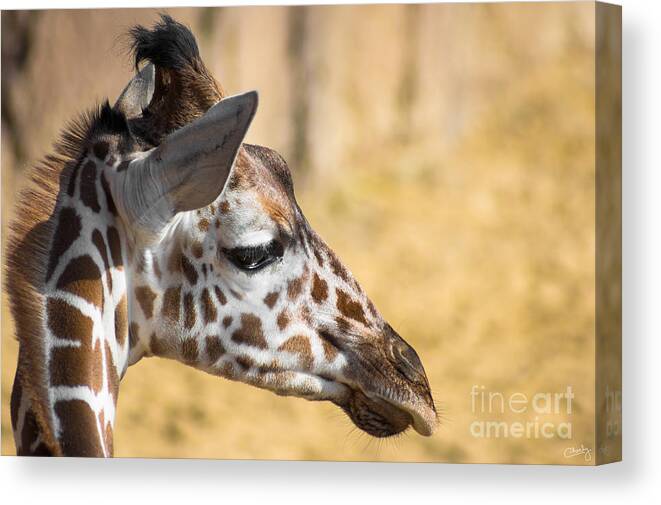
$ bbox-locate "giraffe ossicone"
[6,14,437,457]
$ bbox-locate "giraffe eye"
[223,240,284,271]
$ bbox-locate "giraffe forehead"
[211,188,296,244]
[218,146,299,233]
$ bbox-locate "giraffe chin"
[339,390,437,438]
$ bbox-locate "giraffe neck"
[12,145,130,457]
[124,206,225,367]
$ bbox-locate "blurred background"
[2,3,598,463]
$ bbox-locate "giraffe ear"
[114,63,155,117]
[115,90,258,240]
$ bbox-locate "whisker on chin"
[379,432,403,456]
[342,425,367,453]
[360,432,376,454]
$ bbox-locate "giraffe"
[5,15,437,457]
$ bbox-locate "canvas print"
[1,2,621,464]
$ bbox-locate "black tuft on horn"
[129,14,201,72]
[125,14,224,146]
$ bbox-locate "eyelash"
[222,240,284,272]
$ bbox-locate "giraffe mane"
[4,103,129,455]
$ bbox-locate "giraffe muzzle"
[335,324,438,437]
[382,324,438,435]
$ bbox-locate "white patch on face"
[215,192,280,248]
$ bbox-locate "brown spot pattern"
[219,200,230,213]
[92,228,113,292]
[104,422,113,456]
[319,332,339,362]
[198,218,210,232]
[336,289,367,325]
[56,255,104,307]
[181,337,199,363]
[135,286,157,319]
[104,340,119,405]
[222,316,233,328]
[278,335,313,370]
[114,295,128,347]
[46,207,82,282]
[80,160,100,213]
[263,291,280,309]
[49,340,103,393]
[214,286,227,305]
[107,226,123,267]
[236,356,254,371]
[47,298,93,342]
[54,400,104,456]
[276,310,290,331]
[205,335,225,364]
[232,313,268,349]
[183,292,196,329]
[150,333,167,356]
[200,288,217,323]
[100,173,117,216]
[168,247,182,274]
[181,255,198,285]
[287,267,309,300]
[162,286,181,321]
[311,273,328,304]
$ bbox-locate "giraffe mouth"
[316,323,437,437]
[383,394,438,437]
[328,326,438,438]
[335,383,438,438]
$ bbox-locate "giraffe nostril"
[393,347,424,384]
[384,324,427,385]
[397,343,424,374]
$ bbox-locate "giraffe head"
[111,16,437,438]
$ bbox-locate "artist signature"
[564,444,592,462]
